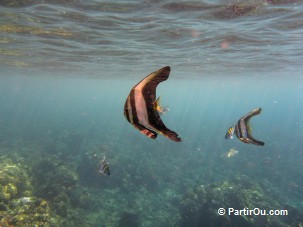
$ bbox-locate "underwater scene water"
[1,0,303,226]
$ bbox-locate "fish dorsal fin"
[241,107,265,146]
[242,108,262,124]
[135,66,170,102]
[242,108,261,136]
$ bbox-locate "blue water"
[1,1,303,226]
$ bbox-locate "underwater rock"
[178,175,303,227]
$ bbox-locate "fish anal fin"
[240,137,265,146]
[160,129,181,142]
[133,123,157,139]
[141,128,157,139]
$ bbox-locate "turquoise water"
[1,1,303,226]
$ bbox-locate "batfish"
[124,66,181,142]
[225,107,264,146]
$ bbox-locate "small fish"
[226,147,239,158]
[124,66,181,142]
[154,96,169,115]
[99,157,111,177]
[225,108,265,146]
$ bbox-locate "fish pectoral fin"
[155,96,161,106]
[154,96,162,111]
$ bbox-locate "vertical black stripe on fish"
[240,119,248,138]
[103,166,110,176]
[242,120,248,138]
[127,88,158,138]
[128,89,138,124]
[124,96,131,123]
[240,119,253,144]
[101,162,110,174]
[235,120,242,139]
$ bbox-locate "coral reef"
[178,175,303,227]
[8,197,50,226]
[118,211,141,227]
[69,187,98,211]
[0,156,52,226]
[1,132,302,226]
[31,158,79,218]
[0,156,32,207]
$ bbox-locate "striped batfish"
[124,66,181,142]
[225,108,264,146]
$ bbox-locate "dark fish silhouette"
[225,108,264,146]
[124,66,181,142]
